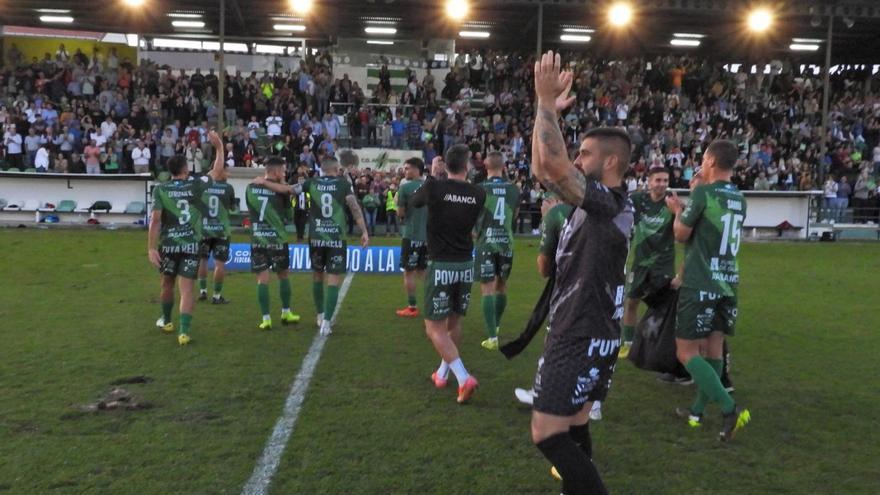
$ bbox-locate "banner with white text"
[216,243,403,274]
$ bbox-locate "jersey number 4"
[719,213,743,256]
[493,197,506,223]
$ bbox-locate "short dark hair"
[405,157,425,175]
[583,127,632,174]
[321,157,340,173]
[445,144,470,174]
[706,139,738,170]
[265,156,286,170]
[167,155,187,175]
[648,166,669,177]
[485,151,505,170]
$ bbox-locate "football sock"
[622,324,636,343]
[179,313,192,335]
[569,422,593,459]
[495,293,507,326]
[449,358,470,385]
[685,356,735,415]
[312,282,324,314]
[161,301,173,322]
[324,285,340,321]
[198,278,207,292]
[482,295,497,338]
[279,278,292,310]
[257,283,270,318]
[407,293,417,308]
[213,281,223,296]
[437,360,450,379]
[536,432,608,495]
[692,358,724,414]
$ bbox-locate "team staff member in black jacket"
[529,51,634,495]
[410,144,486,404]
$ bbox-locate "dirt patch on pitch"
[62,377,155,419]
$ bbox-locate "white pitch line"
[241,271,356,495]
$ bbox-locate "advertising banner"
[216,243,403,274]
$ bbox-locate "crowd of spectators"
[2,42,880,223]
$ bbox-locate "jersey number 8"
[320,193,333,218]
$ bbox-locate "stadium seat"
[38,202,57,212]
[24,168,37,173]
[56,200,77,213]
[88,201,113,213]
[22,200,40,211]
[3,200,23,211]
[125,201,146,215]
[0,199,6,209]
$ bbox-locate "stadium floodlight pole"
[218,0,226,131]
[536,2,543,58]
[819,13,833,185]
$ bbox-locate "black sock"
[569,422,592,459]
[536,432,608,495]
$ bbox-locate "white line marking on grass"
[241,271,355,495]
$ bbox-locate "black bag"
[500,273,555,360]
[628,287,686,375]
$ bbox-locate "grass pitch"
[0,229,878,494]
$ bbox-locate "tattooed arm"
[345,193,370,248]
[531,51,585,207]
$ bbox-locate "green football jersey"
[680,181,747,296]
[152,177,207,253]
[201,180,236,239]
[539,203,574,258]
[246,182,292,247]
[397,178,428,242]
[475,177,520,253]
[304,176,352,247]
[630,191,675,275]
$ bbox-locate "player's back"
[476,177,520,253]
[305,176,351,245]
[202,180,236,239]
[153,178,205,251]
[681,181,746,296]
[424,178,486,262]
[246,182,290,246]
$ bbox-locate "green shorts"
[310,242,347,274]
[626,265,673,300]
[251,244,290,273]
[400,239,428,271]
[424,260,475,321]
[675,287,738,340]
[199,237,230,262]
[160,252,200,280]
[475,250,513,283]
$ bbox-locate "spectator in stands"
[132,140,151,174]
[54,152,68,173]
[836,176,852,222]
[83,140,102,175]
[3,124,23,171]
[24,127,43,168]
[853,168,871,223]
[185,140,205,175]
[34,144,50,172]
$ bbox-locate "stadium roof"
[4,0,880,62]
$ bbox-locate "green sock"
[690,358,724,414]
[685,356,735,414]
[161,301,173,322]
[180,313,192,335]
[214,281,223,296]
[407,293,417,308]
[279,279,292,311]
[198,278,207,291]
[622,324,636,342]
[324,285,340,320]
[495,293,507,327]
[257,283,270,317]
[312,281,324,314]
[482,295,497,338]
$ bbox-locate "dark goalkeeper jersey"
[549,181,634,340]
[410,175,486,262]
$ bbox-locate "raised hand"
[534,51,570,104]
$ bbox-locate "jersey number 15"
[719,213,743,256]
